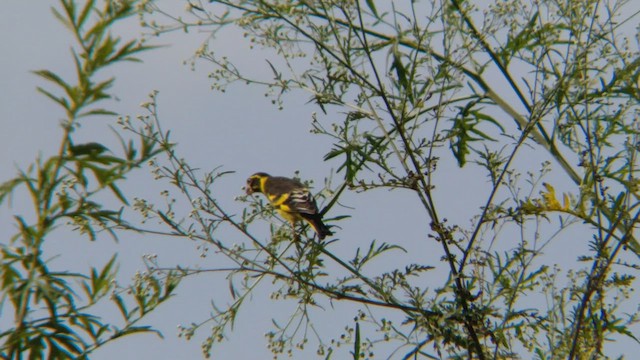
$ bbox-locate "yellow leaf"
[541,182,561,210]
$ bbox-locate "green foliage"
[0,1,177,358]
[134,0,640,358]
[5,0,638,359]
[134,0,640,359]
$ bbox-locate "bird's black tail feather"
[302,214,333,240]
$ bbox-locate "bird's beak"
[245,186,254,195]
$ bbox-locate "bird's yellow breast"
[267,193,300,222]
[276,209,301,223]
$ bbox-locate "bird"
[245,172,333,240]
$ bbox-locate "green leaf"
[390,45,412,102]
[76,0,96,30]
[77,108,118,118]
[448,102,504,166]
[112,294,130,321]
[35,87,71,111]
[51,6,73,32]
[499,11,539,65]
[164,272,180,296]
[33,69,73,96]
[108,183,129,205]
[94,255,118,296]
[69,142,109,157]
[0,177,27,205]
[352,322,361,360]
[115,326,163,339]
[365,0,379,19]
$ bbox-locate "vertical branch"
[350,2,486,358]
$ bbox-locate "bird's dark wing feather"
[284,189,319,215]
[263,175,332,239]
[265,177,319,215]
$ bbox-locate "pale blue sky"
[2,1,639,359]
[1,2,413,359]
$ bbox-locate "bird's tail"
[304,215,333,240]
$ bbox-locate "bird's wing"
[263,176,320,215]
[283,188,319,215]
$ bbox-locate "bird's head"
[246,172,270,195]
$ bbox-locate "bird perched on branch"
[245,172,333,240]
